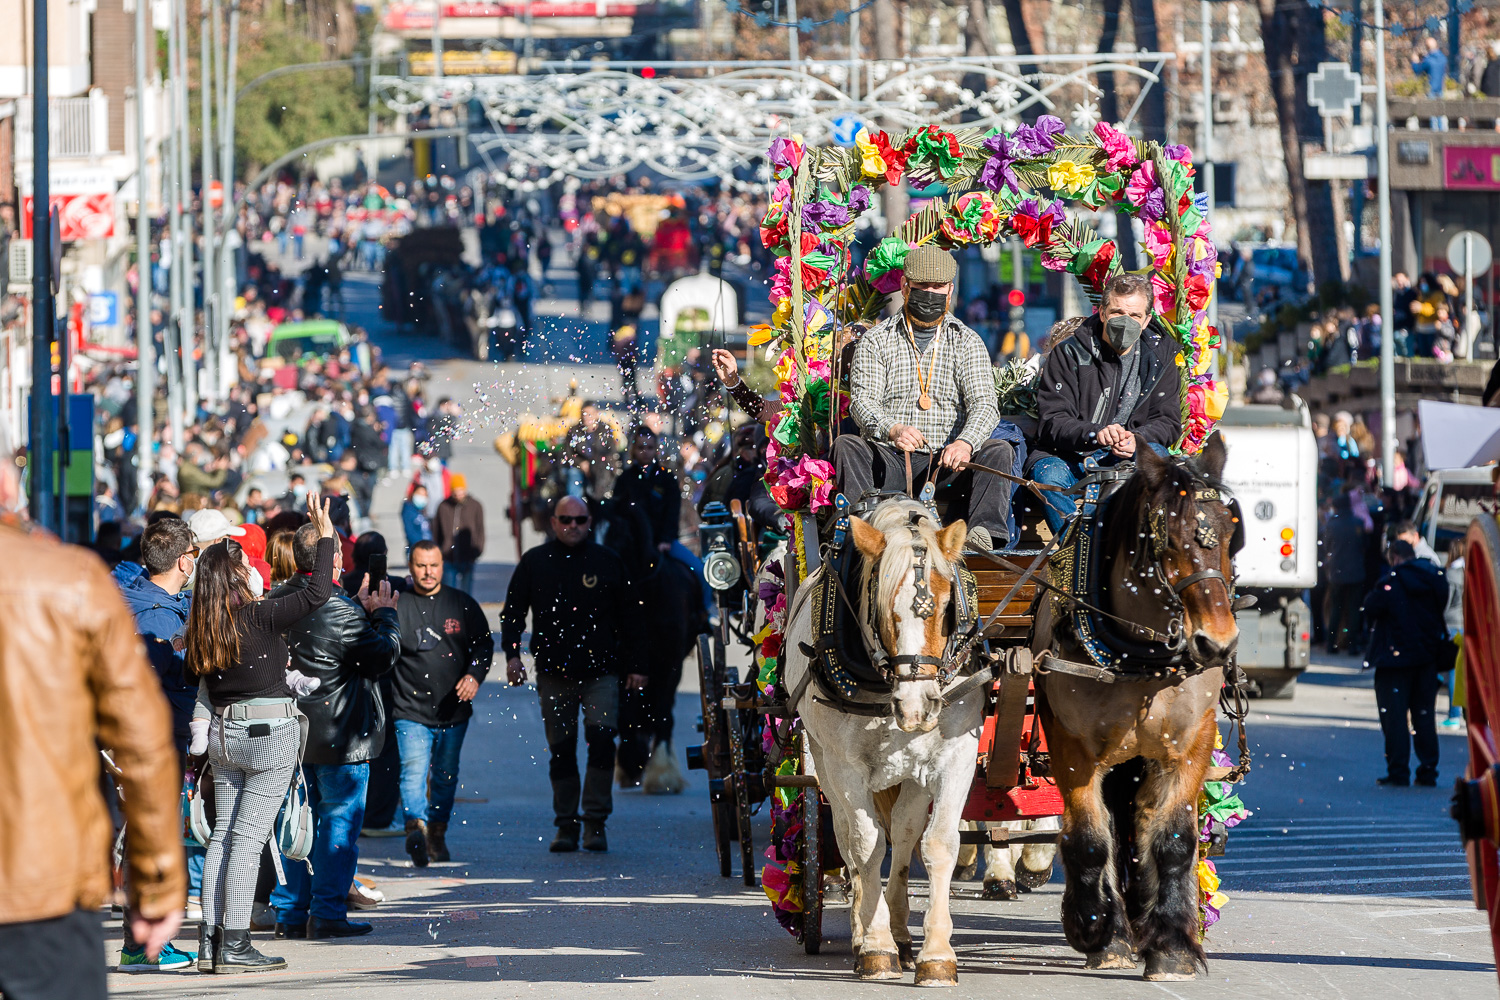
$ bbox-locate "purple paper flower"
[848,185,871,215]
[1141,187,1165,222]
[980,131,1022,193]
[1011,114,1067,156]
[803,200,850,228]
[1163,143,1193,163]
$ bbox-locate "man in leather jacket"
[1027,272,1184,532]
[268,523,401,940]
[0,428,185,999]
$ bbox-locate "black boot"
[215,929,287,973]
[308,917,373,939]
[581,820,608,853]
[197,924,220,973]
[550,821,580,852]
[405,818,429,868]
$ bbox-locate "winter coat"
[1363,559,1450,670]
[1027,315,1183,470]
[116,566,195,747]
[268,574,401,765]
[434,495,486,566]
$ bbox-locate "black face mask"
[1104,315,1143,354]
[906,287,949,325]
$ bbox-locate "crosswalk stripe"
[1245,873,1472,890]
[1223,862,1469,876]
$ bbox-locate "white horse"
[955,818,1061,898]
[782,498,984,986]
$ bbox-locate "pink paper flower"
[1093,121,1137,174]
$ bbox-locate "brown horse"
[1033,432,1241,981]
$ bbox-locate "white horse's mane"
[859,499,952,627]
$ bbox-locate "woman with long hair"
[186,495,337,974]
[266,530,298,586]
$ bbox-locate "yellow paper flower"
[748,323,778,347]
[804,333,832,362]
[855,128,887,179]
[1193,350,1213,377]
[1047,159,1096,195]
[1204,380,1228,421]
[771,298,793,329]
[1174,352,1185,367]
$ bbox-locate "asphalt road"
[103,258,1498,998]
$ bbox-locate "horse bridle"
[1144,486,1238,616]
[870,523,957,686]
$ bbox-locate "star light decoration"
[371,53,1166,187]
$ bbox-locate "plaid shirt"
[850,313,998,450]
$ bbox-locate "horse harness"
[1049,471,1244,682]
[797,493,982,717]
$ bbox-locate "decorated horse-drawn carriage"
[687,120,1252,984]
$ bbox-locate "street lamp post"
[201,2,218,406]
[219,1,240,371]
[29,0,55,530]
[1375,0,1396,487]
[134,0,155,504]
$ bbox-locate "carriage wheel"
[1458,515,1500,976]
[695,633,733,878]
[800,752,824,955]
[728,710,757,887]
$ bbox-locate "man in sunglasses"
[501,496,647,853]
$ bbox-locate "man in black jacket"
[1364,539,1450,787]
[613,429,711,614]
[269,523,400,939]
[394,540,494,868]
[1027,273,1184,532]
[502,495,646,853]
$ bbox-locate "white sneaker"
[185,895,203,921]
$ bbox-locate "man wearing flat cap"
[834,245,1012,550]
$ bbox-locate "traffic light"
[1008,287,1026,335]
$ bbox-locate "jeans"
[443,562,476,594]
[1442,669,1464,719]
[1030,443,1171,533]
[831,435,1015,546]
[537,673,619,825]
[0,909,105,1000]
[389,428,415,474]
[395,718,470,825]
[666,540,714,613]
[187,844,205,896]
[271,763,369,924]
[1373,668,1440,782]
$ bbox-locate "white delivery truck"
[1216,399,1319,698]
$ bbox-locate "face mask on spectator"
[413,494,428,510]
[246,568,265,599]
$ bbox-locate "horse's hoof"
[1016,863,1054,890]
[1143,952,1201,981]
[981,878,1018,900]
[1085,940,1137,970]
[897,942,917,971]
[953,862,977,882]
[855,952,903,980]
[914,960,959,987]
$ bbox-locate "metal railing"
[15,95,109,159]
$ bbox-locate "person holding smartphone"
[186,495,338,973]
[268,523,401,940]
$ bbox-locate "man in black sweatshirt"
[393,540,494,868]
[502,495,646,853]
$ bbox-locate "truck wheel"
[1250,674,1297,699]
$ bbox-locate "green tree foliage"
[231,22,367,176]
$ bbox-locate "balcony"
[14,93,110,161]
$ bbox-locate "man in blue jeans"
[1027,273,1184,533]
[393,541,495,867]
[270,523,401,939]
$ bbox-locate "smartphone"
[368,553,388,590]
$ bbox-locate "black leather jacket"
[269,574,401,765]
